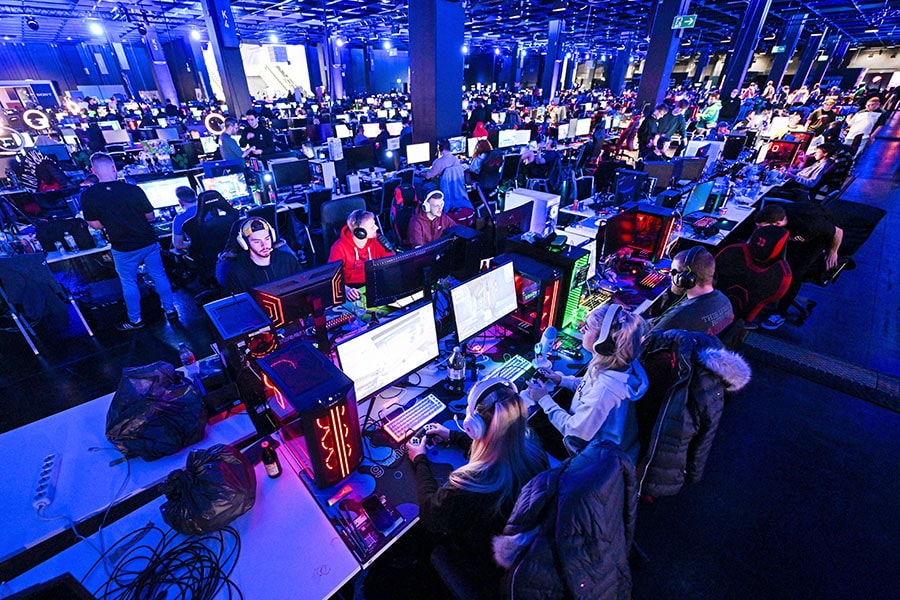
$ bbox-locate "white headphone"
[593,304,624,356]
[422,190,443,215]
[462,378,518,440]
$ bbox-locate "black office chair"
[477,149,505,211]
[181,190,240,289]
[499,153,521,190]
[396,168,415,185]
[574,175,594,202]
[379,178,402,226]
[305,188,333,227]
[320,197,366,262]
[33,187,80,218]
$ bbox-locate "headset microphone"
[533,326,557,369]
[377,233,399,253]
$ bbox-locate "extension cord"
[33,452,60,511]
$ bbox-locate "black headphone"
[349,209,369,240]
[462,379,518,440]
[673,245,703,290]
[593,304,625,356]
[437,138,450,153]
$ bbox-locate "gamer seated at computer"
[422,138,461,181]
[777,143,835,198]
[239,110,276,156]
[405,379,548,599]
[524,304,649,461]
[705,121,731,141]
[647,246,734,336]
[171,186,198,252]
[638,134,671,163]
[218,217,300,295]
[407,191,456,247]
[327,209,392,300]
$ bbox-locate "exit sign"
[672,14,697,29]
[772,45,786,53]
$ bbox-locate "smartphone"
[361,495,395,533]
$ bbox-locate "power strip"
[33,453,60,511]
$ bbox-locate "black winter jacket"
[636,330,751,498]
[492,440,637,600]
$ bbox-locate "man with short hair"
[219,117,251,161]
[658,99,689,140]
[327,209,392,290]
[219,217,299,295]
[638,104,669,152]
[240,110,276,156]
[843,96,886,156]
[171,186,198,251]
[82,153,178,330]
[423,138,461,181]
[649,247,734,336]
[407,191,456,247]
[805,97,838,136]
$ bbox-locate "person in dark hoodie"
[327,209,391,295]
[525,303,649,461]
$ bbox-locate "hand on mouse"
[345,286,361,302]
[406,436,427,460]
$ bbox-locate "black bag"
[160,444,257,535]
[106,362,207,461]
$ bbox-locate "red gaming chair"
[715,225,792,322]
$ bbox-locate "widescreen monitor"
[674,156,707,182]
[102,129,131,145]
[758,140,800,168]
[641,161,676,192]
[157,127,180,141]
[156,118,168,128]
[251,261,345,329]
[557,123,570,140]
[269,157,311,188]
[682,180,715,215]
[333,123,352,139]
[376,109,388,120]
[406,142,430,165]
[385,122,403,136]
[685,140,724,170]
[202,173,250,202]
[613,170,648,205]
[575,118,592,137]
[364,236,458,306]
[97,120,121,130]
[35,144,70,162]
[722,134,746,161]
[203,158,245,178]
[200,136,219,155]
[137,176,192,210]
[336,301,439,401]
[448,136,466,155]
[451,261,518,342]
[497,129,517,149]
[513,129,532,146]
[467,137,480,158]
[343,145,376,172]
[362,123,381,138]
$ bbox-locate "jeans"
[111,243,175,323]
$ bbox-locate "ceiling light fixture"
[190,29,201,41]
[89,21,104,36]
[25,17,39,31]
[138,23,147,35]
[269,33,278,43]
[865,27,879,33]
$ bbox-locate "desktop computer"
[602,202,677,263]
[258,341,362,488]
[504,188,561,236]
[495,253,562,343]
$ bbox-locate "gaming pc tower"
[258,341,362,488]
[602,202,677,263]
[495,253,562,342]
[504,188,561,235]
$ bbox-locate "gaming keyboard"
[485,354,535,388]
[639,271,668,289]
[691,216,718,229]
[579,289,614,312]
[382,393,446,443]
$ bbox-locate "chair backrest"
[439,164,473,212]
[500,153,521,183]
[715,242,792,321]
[321,196,366,254]
[182,199,239,275]
[195,190,239,223]
[379,178,402,222]
[305,188,333,226]
[396,168,414,185]
[477,149,505,193]
[574,175,594,201]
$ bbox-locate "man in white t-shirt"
[843,96,886,157]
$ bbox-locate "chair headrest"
[749,225,789,263]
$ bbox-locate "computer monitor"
[450,261,518,343]
[495,201,534,240]
[343,144,376,172]
[336,301,439,401]
[251,261,346,352]
[385,122,403,136]
[513,129,532,146]
[333,123,352,139]
[685,140,723,170]
[759,140,800,168]
[157,127,180,141]
[362,123,381,138]
[97,120,120,130]
[406,142,430,165]
[784,131,814,153]
[641,161,676,192]
[200,136,219,155]
[575,118,591,137]
[467,137,480,157]
[448,136,466,155]
[613,170,649,205]
[156,118,168,128]
[376,109,388,120]
[674,156,708,182]
[602,203,677,262]
[383,100,393,109]
[682,180,715,215]
[557,123,570,141]
[203,158,245,178]
[722,134,746,161]
[202,172,250,202]
[102,129,131,145]
[364,237,459,306]
[491,112,506,124]
[269,157,311,188]
[137,176,192,210]
[497,130,517,149]
[35,144,70,162]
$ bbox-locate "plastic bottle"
[261,441,282,478]
[447,346,465,394]
[178,343,199,376]
[63,231,78,253]
[332,176,341,195]
[54,241,66,255]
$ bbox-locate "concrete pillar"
[769,13,806,89]
[807,34,841,87]
[541,19,565,101]
[188,36,214,101]
[409,0,465,143]
[690,44,711,85]
[609,42,633,96]
[790,27,827,90]
[720,0,772,94]
[144,27,179,105]
[200,0,251,114]
[636,0,692,112]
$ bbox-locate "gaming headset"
[422,190,443,215]
[462,378,518,440]
[236,217,277,251]
[672,245,703,290]
[348,209,369,240]
[593,304,626,356]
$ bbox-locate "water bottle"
[447,346,465,395]
[332,176,341,195]
[63,231,78,253]
[178,343,199,376]
[54,241,66,255]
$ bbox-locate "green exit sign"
[772,45,786,53]
[672,14,697,29]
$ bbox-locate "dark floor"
[2,114,899,598]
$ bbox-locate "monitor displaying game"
[450,261,518,342]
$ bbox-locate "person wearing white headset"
[326,209,393,300]
[524,304,649,461]
[406,379,547,598]
[407,190,456,247]
[220,216,299,295]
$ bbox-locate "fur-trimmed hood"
[643,329,751,392]
[698,347,751,391]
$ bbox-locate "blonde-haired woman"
[525,303,648,459]
[407,379,547,598]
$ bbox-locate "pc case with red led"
[257,341,362,488]
[494,253,562,343]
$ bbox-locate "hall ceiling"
[0,0,896,56]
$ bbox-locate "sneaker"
[165,310,179,322]
[761,314,785,331]
[117,319,145,332]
